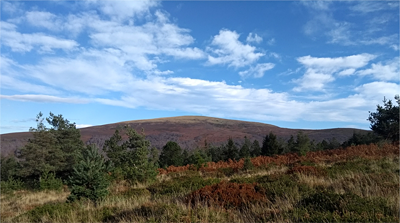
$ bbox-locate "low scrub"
[186,181,268,209]
[294,190,398,222]
[147,175,220,196]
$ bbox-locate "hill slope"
[0,116,368,156]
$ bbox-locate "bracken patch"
[186,181,268,209]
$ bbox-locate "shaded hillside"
[0,116,369,156]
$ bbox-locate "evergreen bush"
[67,145,111,202]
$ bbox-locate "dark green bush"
[0,177,24,194]
[39,171,63,191]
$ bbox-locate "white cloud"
[207,29,264,68]
[356,57,399,81]
[355,82,400,101]
[293,69,335,92]
[246,33,263,43]
[239,63,275,78]
[338,68,356,76]
[297,54,376,72]
[0,21,78,53]
[25,11,62,31]
[1,1,24,14]
[76,124,93,129]
[0,95,89,104]
[86,0,159,22]
[293,54,376,91]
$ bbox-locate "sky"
[0,0,399,134]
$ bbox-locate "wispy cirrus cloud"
[0,21,78,53]
[0,95,89,104]
[356,57,400,81]
[239,63,275,78]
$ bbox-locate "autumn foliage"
[186,181,267,209]
[159,143,398,175]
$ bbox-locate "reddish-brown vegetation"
[159,143,399,175]
[186,181,267,209]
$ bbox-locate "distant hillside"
[0,116,369,156]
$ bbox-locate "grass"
[2,143,399,222]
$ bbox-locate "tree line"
[1,96,398,202]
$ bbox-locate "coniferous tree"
[103,129,127,167]
[261,132,282,156]
[368,96,399,142]
[159,141,183,168]
[208,146,223,162]
[250,140,261,157]
[293,131,310,156]
[46,112,84,177]
[104,127,158,185]
[239,136,251,158]
[18,112,64,182]
[67,145,111,203]
[287,135,296,152]
[222,138,239,161]
[1,155,20,181]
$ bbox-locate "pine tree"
[239,136,251,158]
[368,96,399,142]
[67,145,111,203]
[104,127,158,185]
[250,140,261,157]
[261,132,282,156]
[103,129,126,167]
[46,112,84,177]
[222,138,239,161]
[159,141,183,168]
[18,112,64,182]
[293,131,310,156]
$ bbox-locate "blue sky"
[1,0,399,134]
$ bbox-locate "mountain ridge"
[0,116,369,156]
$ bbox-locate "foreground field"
[1,143,399,222]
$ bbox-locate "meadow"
[1,143,399,223]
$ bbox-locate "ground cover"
[1,143,399,222]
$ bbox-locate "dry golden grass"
[1,190,69,221]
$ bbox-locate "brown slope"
[0,116,369,156]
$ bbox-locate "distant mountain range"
[0,116,369,156]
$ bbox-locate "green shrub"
[243,157,254,171]
[0,177,24,194]
[39,171,63,191]
[18,202,73,222]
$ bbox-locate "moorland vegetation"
[1,96,399,222]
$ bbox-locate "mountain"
[0,116,369,156]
